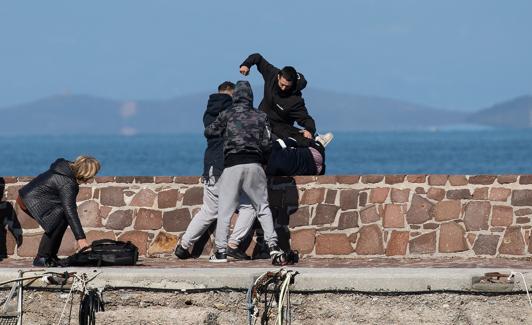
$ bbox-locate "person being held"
[266,136,326,176]
[239,53,333,147]
[175,81,256,261]
[17,156,100,267]
[205,80,283,264]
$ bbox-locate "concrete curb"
[1,267,531,293]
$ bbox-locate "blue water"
[1,130,532,176]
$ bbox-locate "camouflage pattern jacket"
[204,81,272,167]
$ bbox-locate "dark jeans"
[37,218,68,258]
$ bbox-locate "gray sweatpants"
[180,173,255,250]
[215,163,277,252]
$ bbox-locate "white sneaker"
[315,132,334,147]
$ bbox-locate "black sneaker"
[174,245,191,260]
[32,256,58,267]
[209,251,227,263]
[227,246,251,260]
[268,245,283,257]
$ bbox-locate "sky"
[0,0,531,111]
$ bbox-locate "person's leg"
[241,164,278,249]
[179,180,219,250]
[214,165,244,254]
[228,193,256,247]
[37,218,68,258]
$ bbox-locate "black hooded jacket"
[202,93,233,179]
[205,81,271,168]
[266,137,326,176]
[18,158,86,240]
[240,53,316,141]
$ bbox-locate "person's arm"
[260,116,273,163]
[58,181,87,246]
[288,99,317,136]
[240,53,279,82]
[204,109,228,139]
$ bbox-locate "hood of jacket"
[232,81,254,108]
[294,71,307,93]
[204,93,233,127]
[50,158,75,179]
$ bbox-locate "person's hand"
[240,66,250,76]
[77,239,90,250]
[302,130,313,139]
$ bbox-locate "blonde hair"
[70,156,101,181]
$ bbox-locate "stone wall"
[1,175,531,258]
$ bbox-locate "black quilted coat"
[18,158,86,240]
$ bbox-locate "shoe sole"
[227,254,250,260]
[321,134,334,147]
[209,259,227,263]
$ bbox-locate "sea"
[1,130,532,176]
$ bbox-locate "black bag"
[66,239,139,267]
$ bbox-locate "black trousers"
[37,218,68,258]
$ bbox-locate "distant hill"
[0,89,474,135]
[467,95,532,128]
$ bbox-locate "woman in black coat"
[17,156,100,266]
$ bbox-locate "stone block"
[174,176,201,184]
[448,176,468,186]
[288,207,310,228]
[118,231,149,256]
[359,192,368,207]
[95,176,114,183]
[79,200,102,227]
[499,227,525,255]
[427,188,445,201]
[182,187,204,206]
[316,233,354,255]
[488,188,510,202]
[385,175,405,184]
[511,190,532,206]
[415,187,425,194]
[294,176,316,185]
[467,233,476,246]
[130,189,157,207]
[301,188,325,205]
[163,208,191,232]
[406,195,433,224]
[369,188,389,203]
[339,189,358,210]
[428,175,448,186]
[409,232,436,254]
[86,230,116,242]
[312,204,339,225]
[115,176,134,183]
[155,176,173,184]
[58,229,77,256]
[446,189,472,200]
[516,208,532,216]
[430,200,461,221]
[497,175,518,184]
[290,229,316,254]
[519,175,532,184]
[5,185,22,200]
[100,206,112,219]
[17,233,42,257]
[324,190,337,204]
[338,211,358,230]
[158,189,180,209]
[77,187,92,202]
[473,187,489,200]
[134,208,163,230]
[134,176,154,183]
[147,232,178,256]
[100,187,126,207]
[386,231,409,256]
[361,175,383,184]
[355,224,384,255]
[391,189,410,203]
[407,175,426,183]
[469,175,496,185]
[383,204,404,228]
[336,176,359,184]
[360,206,380,224]
[473,234,499,255]
[464,201,490,231]
[105,210,133,230]
[491,206,513,226]
[517,217,530,224]
[317,176,337,184]
[439,222,468,253]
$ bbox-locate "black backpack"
[66,239,139,267]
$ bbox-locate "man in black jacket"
[175,81,256,261]
[240,53,333,147]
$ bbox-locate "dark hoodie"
[205,81,271,168]
[240,53,316,142]
[18,158,85,240]
[202,93,233,179]
[266,137,326,176]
